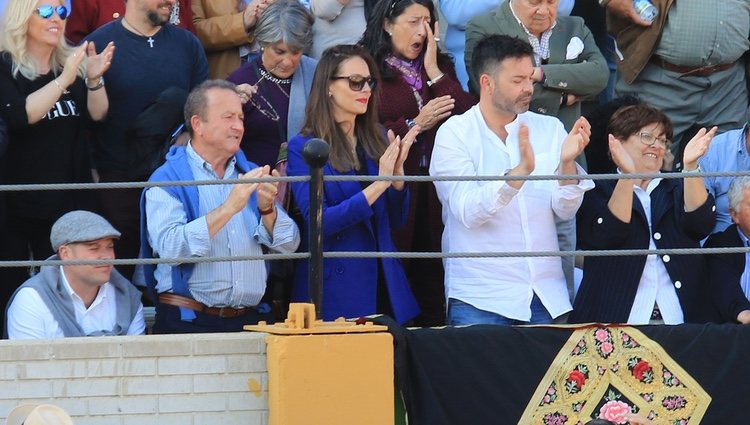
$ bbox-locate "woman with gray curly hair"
[226,0,317,170]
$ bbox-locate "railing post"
[302,138,330,319]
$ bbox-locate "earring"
[387,31,393,36]
[328,91,332,97]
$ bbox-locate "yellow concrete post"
[247,304,395,425]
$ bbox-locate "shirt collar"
[59,265,109,304]
[737,226,750,247]
[508,2,557,42]
[186,141,238,178]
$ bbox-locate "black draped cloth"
[376,318,750,424]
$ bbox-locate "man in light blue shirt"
[142,80,300,333]
[700,124,750,233]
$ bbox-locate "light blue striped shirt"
[700,125,749,233]
[145,144,300,308]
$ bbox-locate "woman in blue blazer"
[287,44,420,324]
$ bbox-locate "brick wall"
[0,333,269,425]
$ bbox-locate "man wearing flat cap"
[5,210,145,339]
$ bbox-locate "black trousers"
[152,302,275,334]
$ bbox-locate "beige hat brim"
[6,404,39,425]
[5,404,74,425]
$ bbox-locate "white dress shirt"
[430,106,593,321]
[626,178,684,324]
[6,267,146,339]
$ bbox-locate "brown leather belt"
[158,293,253,318]
[650,56,734,77]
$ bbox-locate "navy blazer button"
[654,232,662,240]
[674,280,682,289]
[662,254,671,263]
[596,217,603,224]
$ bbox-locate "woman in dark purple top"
[226,0,317,168]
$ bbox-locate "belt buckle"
[218,307,235,318]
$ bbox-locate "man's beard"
[146,9,169,27]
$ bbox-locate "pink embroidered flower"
[548,386,556,395]
[673,377,680,386]
[598,400,630,424]
[595,329,609,342]
[601,342,614,355]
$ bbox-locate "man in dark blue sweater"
[86,0,208,279]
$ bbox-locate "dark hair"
[359,0,453,81]
[470,34,533,86]
[584,420,616,425]
[583,96,642,174]
[184,79,239,135]
[607,103,674,144]
[300,45,386,172]
[364,0,386,22]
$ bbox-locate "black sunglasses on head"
[35,4,68,20]
[331,75,377,91]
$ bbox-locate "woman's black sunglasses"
[331,75,377,91]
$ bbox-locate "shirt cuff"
[495,182,520,209]
[557,162,595,198]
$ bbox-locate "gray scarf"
[4,255,142,338]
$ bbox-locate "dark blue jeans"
[447,295,554,326]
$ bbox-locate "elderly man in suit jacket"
[465,0,608,131]
[704,176,750,325]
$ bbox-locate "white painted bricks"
[0,333,268,425]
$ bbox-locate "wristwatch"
[681,165,702,173]
[85,76,105,91]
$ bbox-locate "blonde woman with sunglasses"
[0,0,114,325]
[287,44,421,324]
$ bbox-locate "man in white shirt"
[5,211,145,339]
[430,34,593,325]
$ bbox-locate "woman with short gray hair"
[227,0,317,169]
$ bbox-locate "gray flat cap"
[50,210,121,251]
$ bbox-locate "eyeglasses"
[331,75,377,91]
[35,4,68,20]
[639,132,671,148]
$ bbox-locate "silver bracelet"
[426,73,445,87]
[53,78,69,95]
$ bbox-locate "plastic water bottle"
[633,0,658,23]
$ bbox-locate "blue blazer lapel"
[322,162,376,236]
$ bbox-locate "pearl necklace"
[259,67,292,85]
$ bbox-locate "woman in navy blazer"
[287,44,420,324]
[570,104,716,324]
